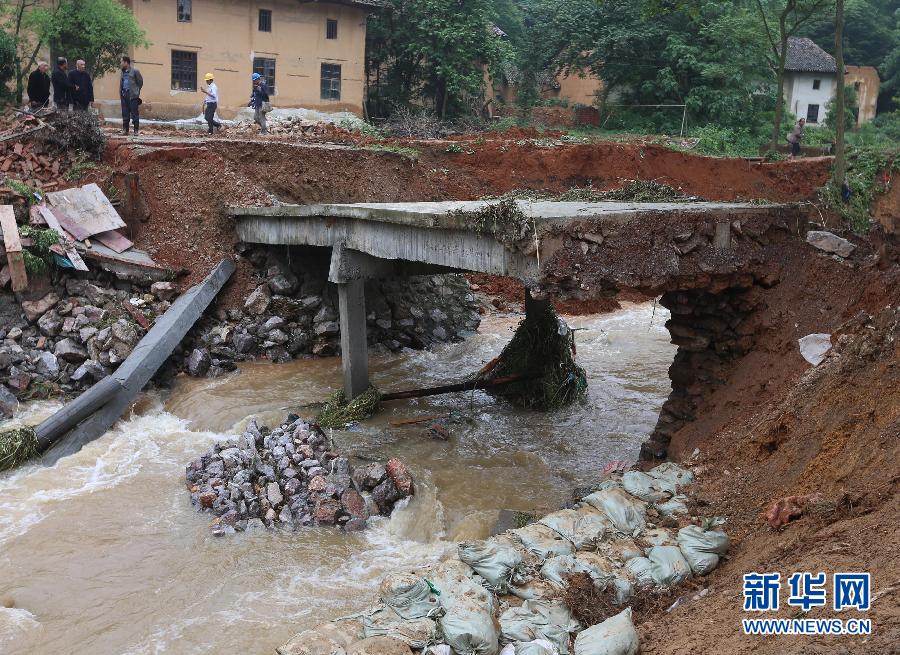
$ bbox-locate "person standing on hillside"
[200,73,222,134]
[51,57,73,111]
[26,62,51,110]
[69,59,94,111]
[120,56,143,136]
[787,117,805,158]
[249,73,270,135]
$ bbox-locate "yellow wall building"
[93,0,374,119]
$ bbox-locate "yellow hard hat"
[204,73,214,81]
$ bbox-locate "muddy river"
[0,304,673,654]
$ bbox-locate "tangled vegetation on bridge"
[448,198,533,249]
[483,303,587,410]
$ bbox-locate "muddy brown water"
[0,304,673,654]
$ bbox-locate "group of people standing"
[27,57,94,112]
[26,56,271,137]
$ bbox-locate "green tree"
[1,0,48,104]
[366,0,512,118]
[35,0,148,79]
[0,29,15,102]
[751,0,831,150]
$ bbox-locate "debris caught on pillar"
[482,303,587,410]
[0,425,39,472]
[316,386,383,428]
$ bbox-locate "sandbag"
[363,605,437,650]
[573,608,639,655]
[610,575,633,606]
[626,546,691,588]
[648,462,694,488]
[459,537,527,591]
[431,561,499,655]
[677,525,730,575]
[622,471,674,503]
[512,523,576,562]
[516,640,559,655]
[581,489,646,536]
[509,577,557,601]
[499,600,580,655]
[379,573,442,620]
[655,495,689,517]
[539,507,609,550]
[642,528,675,547]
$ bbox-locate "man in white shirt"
[201,73,222,134]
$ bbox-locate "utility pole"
[833,0,846,186]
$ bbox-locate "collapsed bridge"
[230,199,810,458]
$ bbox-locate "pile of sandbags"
[278,462,728,655]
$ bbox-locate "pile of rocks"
[185,415,414,535]
[0,277,177,416]
[182,246,481,377]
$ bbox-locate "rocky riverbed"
[186,414,414,534]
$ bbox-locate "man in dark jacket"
[51,57,73,110]
[120,55,143,135]
[68,59,94,111]
[27,62,51,110]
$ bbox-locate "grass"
[820,146,899,234]
[0,426,39,472]
[362,144,420,161]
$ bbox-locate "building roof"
[784,37,837,74]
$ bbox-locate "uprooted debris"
[185,414,414,533]
[0,425,38,471]
[482,303,587,410]
[317,386,383,428]
[277,462,727,655]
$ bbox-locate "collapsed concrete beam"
[41,259,235,464]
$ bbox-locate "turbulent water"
[0,303,673,655]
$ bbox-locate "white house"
[783,37,838,126]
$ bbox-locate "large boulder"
[244,284,272,315]
[187,348,211,377]
[806,230,856,258]
[21,293,59,322]
[54,338,88,364]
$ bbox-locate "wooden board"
[38,206,89,272]
[0,205,28,291]
[46,182,126,237]
[92,229,134,254]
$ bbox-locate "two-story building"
[93,0,377,119]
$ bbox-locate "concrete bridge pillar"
[337,279,369,399]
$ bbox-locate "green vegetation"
[317,387,383,428]
[63,154,98,182]
[362,144,421,161]
[820,147,899,233]
[19,225,61,274]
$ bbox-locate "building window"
[326,19,338,39]
[259,9,272,32]
[806,104,820,123]
[171,50,197,91]
[320,63,341,100]
[812,79,821,90]
[253,57,276,94]
[177,0,191,22]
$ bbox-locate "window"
[812,79,821,90]
[253,57,276,94]
[326,19,338,39]
[321,63,341,100]
[177,0,191,22]
[259,9,272,32]
[171,50,197,90]
[806,104,820,123]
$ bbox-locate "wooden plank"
[0,205,28,291]
[38,206,89,272]
[92,229,134,254]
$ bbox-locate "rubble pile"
[0,277,177,416]
[278,463,728,655]
[185,415,414,534]
[183,247,481,376]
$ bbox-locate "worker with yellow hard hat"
[201,72,222,135]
